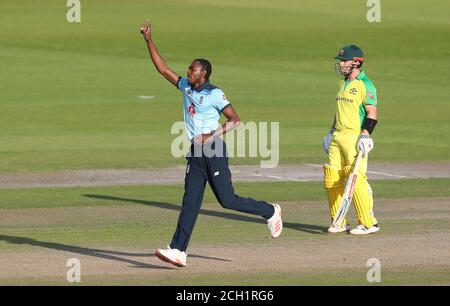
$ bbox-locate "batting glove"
[322,129,335,154]
[358,134,374,156]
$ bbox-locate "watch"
[210,129,216,137]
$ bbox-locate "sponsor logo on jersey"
[336,96,354,103]
[188,103,196,116]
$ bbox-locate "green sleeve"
[363,78,377,106]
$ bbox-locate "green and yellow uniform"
[324,70,378,228]
[335,70,377,131]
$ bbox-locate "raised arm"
[140,20,180,86]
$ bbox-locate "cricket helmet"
[335,45,364,62]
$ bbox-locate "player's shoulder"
[211,87,230,101]
[210,86,223,94]
[359,72,376,92]
[358,71,378,103]
[207,85,225,98]
[208,86,231,107]
[178,77,190,90]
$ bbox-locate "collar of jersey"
[355,69,366,80]
[344,69,365,86]
[191,81,217,92]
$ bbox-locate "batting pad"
[352,182,378,228]
[323,164,346,223]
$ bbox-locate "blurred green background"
[1,0,449,172]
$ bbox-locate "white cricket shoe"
[328,224,350,234]
[350,224,380,235]
[267,204,283,238]
[155,246,187,267]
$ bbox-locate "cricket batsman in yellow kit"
[323,45,379,235]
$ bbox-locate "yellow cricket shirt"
[335,70,377,131]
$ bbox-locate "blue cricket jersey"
[177,77,231,141]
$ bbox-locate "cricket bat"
[332,151,363,227]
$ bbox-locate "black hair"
[193,58,212,80]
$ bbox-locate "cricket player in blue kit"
[140,20,282,267]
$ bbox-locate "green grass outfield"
[1,178,449,210]
[0,178,449,285]
[5,267,450,286]
[1,0,449,172]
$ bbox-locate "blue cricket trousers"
[170,138,275,252]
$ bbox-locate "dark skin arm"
[140,19,179,86]
[140,20,240,144]
[197,105,241,143]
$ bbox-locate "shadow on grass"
[83,194,327,235]
[0,234,230,270]
[0,234,169,269]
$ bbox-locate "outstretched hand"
[140,18,151,42]
[139,18,180,86]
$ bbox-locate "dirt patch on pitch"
[0,162,449,189]
[0,231,448,283]
[0,197,448,284]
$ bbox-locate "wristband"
[362,118,377,134]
